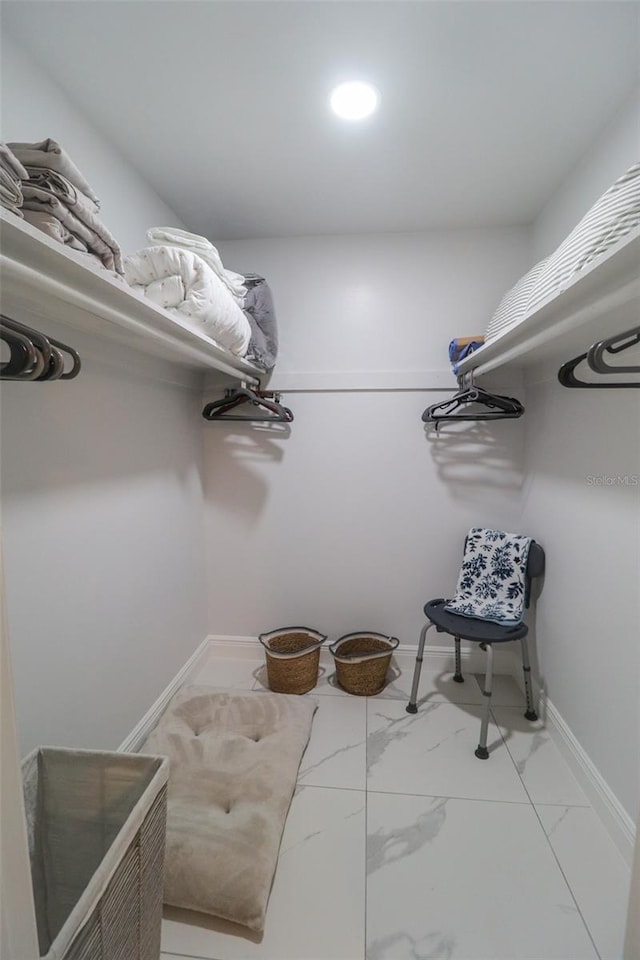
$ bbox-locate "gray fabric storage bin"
[22,746,169,960]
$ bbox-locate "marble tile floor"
[161,652,631,960]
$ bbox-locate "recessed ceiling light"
[330,81,379,121]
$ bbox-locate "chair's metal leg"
[453,636,464,683]
[520,635,538,721]
[406,623,434,714]
[475,642,494,759]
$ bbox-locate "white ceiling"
[3,1,639,240]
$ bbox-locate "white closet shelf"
[0,209,262,383]
[456,227,640,377]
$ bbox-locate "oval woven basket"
[259,626,327,695]
[329,632,399,696]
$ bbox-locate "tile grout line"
[492,707,604,960]
[298,782,366,795]
[160,952,217,960]
[367,787,547,806]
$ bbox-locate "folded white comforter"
[146,226,246,305]
[124,246,251,357]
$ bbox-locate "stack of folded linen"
[7,138,123,274]
[124,228,252,357]
[0,143,28,217]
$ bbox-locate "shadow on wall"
[425,421,525,494]
[0,373,203,498]
[521,378,640,494]
[203,422,292,523]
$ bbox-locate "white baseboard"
[543,696,636,866]
[203,634,265,659]
[205,634,513,675]
[117,639,211,753]
[506,650,635,865]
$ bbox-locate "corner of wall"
[531,88,640,258]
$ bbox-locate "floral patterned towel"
[445,528,532,625]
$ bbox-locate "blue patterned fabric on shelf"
[445,527,532,626]
[448,337,485,375]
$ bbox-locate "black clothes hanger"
[203,387,294,422]
[587,325,640,376]
[559,324,640,388]
[0,324,41,379]
[559,352,640,388]
[422,379,524,428]
[43,335,81,380]
[0,315,81,381]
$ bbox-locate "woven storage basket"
[22,746,169,960]
[329,632,399,696]
[259,626,327,694]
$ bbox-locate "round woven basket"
[329,632,399,696]
[258,627,327,695]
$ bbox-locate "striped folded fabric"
[484,259,549,343]
[527,162,640,314]
[484,162,640,344]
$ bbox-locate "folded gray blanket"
[0,171,24,216]
[22,193,123,273]
[23,166,99,215]
[22,209,91,254]
[243,275,278,371]
[6,140,123,273]
[22,179,123,273]
[0,142,28,180]
[8,138,100,206]
[0,142,28,216]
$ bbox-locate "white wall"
[203,229,531,643]
[1,333,208,756]
[532,89,640,259]
[220,230,530,379]
[0,32,186,253]
[520,377,640,820]
[521,97,640,821]
[0,35,207,755]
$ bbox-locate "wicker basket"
[329,632,399,696]
[259,626,327,694]
[22,746,169,960]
